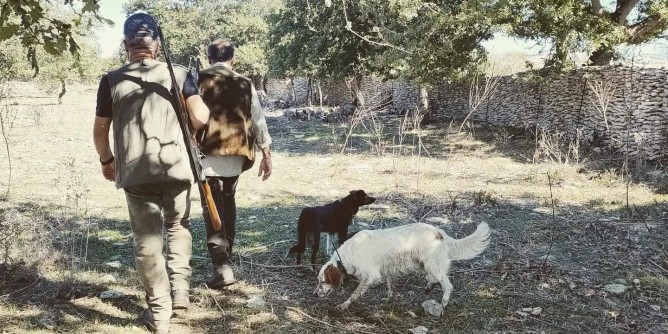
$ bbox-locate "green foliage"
[269,0,495,84]
[0,0,109,75]
[268,0,382,79]
[0,34,116,90]
[496,0,668,72]
[124,0,282,79]
[0,38,30,80]
[370,0,495,84]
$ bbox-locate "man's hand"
[101,162,116,181]
[258,147,272,181]
[258,156,272,181]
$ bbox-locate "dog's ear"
[324,264,343,288]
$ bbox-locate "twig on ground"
[647,259,668,273]
[634,205,668,260]
[0,276,41,298]
[204,285,226,317]
[416,208,434,223]
[238,261,310,269]
[559,217,668,225]
[285,306,378,334]
[540,173,557,275]
[451,268,538,275]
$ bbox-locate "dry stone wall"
[265,66,668,160]
[452,66,668,160]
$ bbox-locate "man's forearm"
[185,95,210,130]
[94,132,112,160]
[93,117,113,160]
[261,146,271,158]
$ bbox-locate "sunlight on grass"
[95,229,127,241]
[475,287,499,299]
[639,274,668,290]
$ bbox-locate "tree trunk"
[57,78,66,104]
[250,75,263,91]
[589,44,615,65]
[349,75,365,107]
[306,77,313,106]
[317,80,323,106]
[262,76,268,94]
[419,85,430,123]
[290,77,296,104]
[544,36,569,70]
[346,77,355,105]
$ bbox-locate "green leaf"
[0,24,19,41]
[96,15,115,27]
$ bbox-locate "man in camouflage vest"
[197,39,272,289]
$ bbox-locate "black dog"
[288,190,376,268]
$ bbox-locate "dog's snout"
[317,289,331,298]
[315,283,333,298]
[365,196,376,204]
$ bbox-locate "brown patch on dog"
[324,264,343,288]
[435,231,443,240]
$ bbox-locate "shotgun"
[154,23,223,233]
[191,56,202,86]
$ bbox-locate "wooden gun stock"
[201,180,222,231]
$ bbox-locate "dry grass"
[0,83,666,333]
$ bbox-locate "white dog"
[316,222,491,310]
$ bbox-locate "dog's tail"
[447,223,491,261]
[288,209,308,255]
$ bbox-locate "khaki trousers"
[124,182,193,322]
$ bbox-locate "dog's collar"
[336,200,355,215]
[328,237,348,275]
[336,259,348,276]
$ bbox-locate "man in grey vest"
[92,12,210,334]
[197,39,272,289]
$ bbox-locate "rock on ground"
[604,283,627,294]
[421,299,443,317]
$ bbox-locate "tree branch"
[627,14,668,43]
[613,0,641,25]
[591,0,603,16]
[340,0,408,53]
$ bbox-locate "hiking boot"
[172,289,190,310]
[139,309,170,334]
[205,261,236,289]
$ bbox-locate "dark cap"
[123,11,159,41]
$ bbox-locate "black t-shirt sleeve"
[182,72,199,98]
[95,74,112,118]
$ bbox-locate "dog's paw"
[335,302,350,311]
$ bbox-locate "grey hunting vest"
[108,59,193,188]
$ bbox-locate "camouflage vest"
[197,65,256,172]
